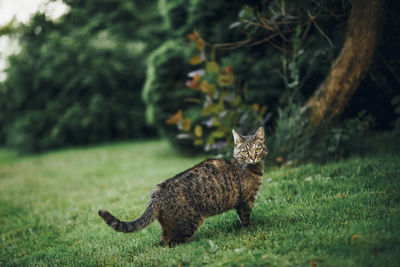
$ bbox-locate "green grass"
[1,137,399,266]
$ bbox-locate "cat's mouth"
[246,159,261,164]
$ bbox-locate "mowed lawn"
[0,138,399,266]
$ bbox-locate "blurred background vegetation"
[0,0,398,163]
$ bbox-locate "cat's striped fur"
[99,127,267,246]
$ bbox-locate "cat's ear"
[254,127,265,142]
[232,129,243,145]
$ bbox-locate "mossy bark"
[305,0,385,126]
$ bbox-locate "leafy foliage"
[268,25,374,164]
[165,33,269,154]
[271,101,374,165]
[151,0,346,154]
[142,1,281,153]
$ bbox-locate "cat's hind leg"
[168,216,204,245]
[159,230,170,246]
[158,218,172,246]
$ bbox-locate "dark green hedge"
[0,1,159,152]
[142,40,200,152]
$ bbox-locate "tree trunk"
[305,0,385,127]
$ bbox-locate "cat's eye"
[255,148,262,153]
[241,150,248,155]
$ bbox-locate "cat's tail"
[98,198,160,233]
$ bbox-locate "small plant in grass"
[270,27,374,165]
[166,32,269,155]
[272,103,374,165]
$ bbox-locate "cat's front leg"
[236,203,253,227]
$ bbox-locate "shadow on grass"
[188,209,280,243]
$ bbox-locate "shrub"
[163,33,269,155]
[271,102,373,165]
[0,4,156,152]
[143,1,289,151]
[158,0,244,41]
[142,40,197,152]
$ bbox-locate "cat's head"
[232,127,267,165]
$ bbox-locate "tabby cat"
[99,127,267,246]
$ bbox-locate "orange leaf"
[166,110,182,125]
[200,80,216,94]
[337,193,345,198]
[193,73,201,82]
[310,261,317,267]
[189,56,203,65]
[225,65,233,73]
[260,105,268,116]
[181,118,191,132]
[187,31,199,41]
[276,157,288,164]
[196,38,206,51]
[252,103,260,112]
[350,234,360,245]
[186,74,201,89]
[200,80,210,93]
